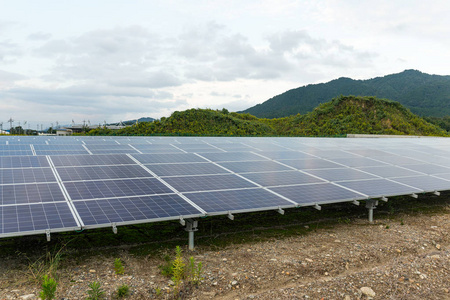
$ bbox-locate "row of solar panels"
[1,136,450,239]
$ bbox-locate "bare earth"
[0,207,449,300]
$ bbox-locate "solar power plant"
[1,135,450,241]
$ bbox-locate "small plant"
[114,258,125,275]
[24,245,65,283]
[188,256,203,285]
[385,225,390,229]
[171,246,185,296]
[39,275,57,300]
[400,219,405,225]
[159,254,174,277]
[86,281,105,300]
[116,284,130,298]
[155,287,162,296]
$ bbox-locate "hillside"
[87,96,448,137]
[242,70,450,118]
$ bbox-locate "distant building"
[0,130,9,134]
[56,128,73,136]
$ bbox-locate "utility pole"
[7,117,13,130]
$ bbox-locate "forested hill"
[87,96,448,137]
[241,70,450,118]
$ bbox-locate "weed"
[114,258,125,275]
[86,281,105,300]
[39,275,57,300]
[385,225,390,229]
[116,284,130,298]
[155,287,162,296]
[158,254,173,277]
[171,246,185,296]
[23,245,65,284]
[400,219,405,225]
[188,256,203,285]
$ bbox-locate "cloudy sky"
[1,0,449,128]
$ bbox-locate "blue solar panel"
[357,166,422,178]
[132,153,207,164]
[148,163,229,176]
[241,171,325,186]
[73,194,203,226]
[0,156,50,168]
[391,176,450,192]
[163,174,257,192]
[401,164,450,175]
[184,188,294,214]
[36,150,90,156]
[269,183,365,205]
[0,168,56,184]
[304,168,378,182]
[64,178,173,200]
[337,179,423,198]
[280,159,342,170]
[0,151,34,156]
[0,203,79,235]
[218,161,293,173]
[51,154,136,167]
[198,152,268,162]
[328,157,387,168]
[34,145,86,151]
[57,165,153,181]
[257,151,315,160]
[0,183,66,205]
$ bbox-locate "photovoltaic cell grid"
[1,136,450,239]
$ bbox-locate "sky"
[1,0,449,129]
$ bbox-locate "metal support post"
[365,199,378,223]
[185,219,198,251]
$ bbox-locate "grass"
[0,192,448,261]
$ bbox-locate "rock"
[89,269,96,273]
[222,258,227,262]
[270,258,277,261]
[231,280,238,286]
[436,244,441,250]
[395,249,402,253]
[168,279,174,285]
[334,239,341,243]
[305,258,313,263]
[20,295,36,300]
[344,296,351,300]
[360,287,376,297]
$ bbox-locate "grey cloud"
[28,32,52,41]
[0,40,21,62]
[0,69,27,82]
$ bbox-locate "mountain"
[117,117,155,126]
[87,96,447,137]
[241,70,450,118]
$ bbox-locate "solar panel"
[328,157,387,168]
[56,165,153,181]
[337,179,423,198]
[0,203,79,236]
[241,171,325,186]
[51,154,136,167]
[304,168,379,182]
[132,153,207,164]
[373,155,423,165]
[0,183,66,205]
[184,188,295,214]
[218,160,293,173]
[0,151,34,156]
[280,159,343,170]
[357,166,422,178]
[0,156,50,168]
[0,168,56,184]
[257,151,315,160]
[390,176,450,192]
[73,194,203,227]
[401,164,450,175]
[163,174,257,192]
[148,163,229,176]
[269,183,365,205]
[35,150,90,156]
[64,178,173,200]
[198,152,267,162]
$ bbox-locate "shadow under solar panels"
[73,194,203,227]
[183,188,295,215]
[0,202,80,236]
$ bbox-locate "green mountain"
[241,70,450,118]
[87,96,447,137]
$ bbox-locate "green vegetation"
[114,258,125,275]
[116,284,130,298]
[86,281,105,300]
[39,275,57,300]
[242,69,450,118]
[87,96,448,137]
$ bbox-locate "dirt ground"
[0,206,449,300]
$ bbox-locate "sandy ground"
[0,206,448,300]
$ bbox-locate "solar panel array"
[1,135,450,239]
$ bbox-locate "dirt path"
[0,207,448,299]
